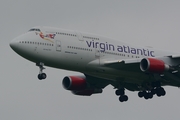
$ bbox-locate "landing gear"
[138,91,153,99]
[115,88,128,102]
[138,81,166,100]
[36,62,47,80]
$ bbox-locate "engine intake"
[62,76,86,90]
[140,58,170,73]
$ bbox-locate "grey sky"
[1,0,180,120]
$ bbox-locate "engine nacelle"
[62,76,87,90]
[72,89,103,96]
[140,58,170,73]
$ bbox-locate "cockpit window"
[29,28,41,32]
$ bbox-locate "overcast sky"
[1,0,180,120]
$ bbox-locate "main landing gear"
[115,81,166,102]
[115,88,128,102]
[36,62,47,80]
[138,81,166,100]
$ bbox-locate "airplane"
[10,26,180,102]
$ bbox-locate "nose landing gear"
[36,62,47,80]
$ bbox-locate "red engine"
[140,58,170,73]
[62,76,87,90]
[62,76,103,96]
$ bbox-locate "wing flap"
[104,58,141,65]
[169,55,180,59]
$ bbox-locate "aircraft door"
[94,42,100,65]
[75,31,84,41]
[56,40,61,52]
[95,43,100,58]
[34,46,38,54]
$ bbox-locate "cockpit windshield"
[29,28,41,32]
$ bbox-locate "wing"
[99,55,180,71]
[87,56,180,87]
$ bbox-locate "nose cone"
[9,40,15,49]
[9,36,26,57]
[9,38,19,52]
[10,33,40,63]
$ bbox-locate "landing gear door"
[56,40,61,52]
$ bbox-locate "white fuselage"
[10,26,177,84]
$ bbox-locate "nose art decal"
[36,32,55,43]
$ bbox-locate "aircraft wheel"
[138,91,144,98]
[156,87,166,96]
[115,89,124,96]
[41,73,47,79]
[156,92,162,97]
[38,74,43,80]
[148,92,153,99]
[143,91,149,100]
[119,96,124,102]
[38,73,47,80]
[124,95,128,101]
[115,90,120,96]
[161,89,166,96]
[151,89,156,95]
[119,95,128,102]
[144,94,149,100]
[156,87,162,97]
